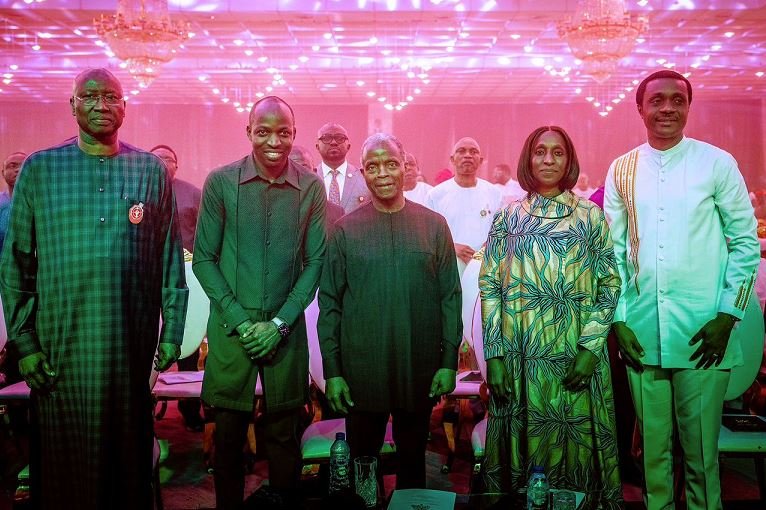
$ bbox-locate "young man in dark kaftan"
[318,133,462,489]
[0,69,188,510]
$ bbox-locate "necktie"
[329,169,341,206]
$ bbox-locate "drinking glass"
[353,456,378,508]
[552,490,577,510]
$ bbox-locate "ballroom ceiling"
[0,0,764,114]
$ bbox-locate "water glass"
[552,490,577,510]
[354,456,378,508]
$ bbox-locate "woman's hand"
[562,348,598,392]
[487,358,512,400]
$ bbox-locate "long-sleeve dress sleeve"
[0,159,40,358]
[577,206,621,353]
[479,209,508,360]
[436,219,461,370]
[158,168,189,346]
[317,226,347,379]
[603,162,630,323]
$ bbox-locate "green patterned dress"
[479,191,623,509]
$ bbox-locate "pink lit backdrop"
[0,99,763,192]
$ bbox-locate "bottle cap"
[335,432,346,440]
[532,465,544,473]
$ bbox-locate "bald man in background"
[402,152,432,206]
[426,137,503,269]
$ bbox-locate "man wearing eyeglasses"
[316,123,370,214]
[426,137,503,271]
[0,68,188,510]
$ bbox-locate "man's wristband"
[271,317,291,339]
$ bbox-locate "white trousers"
[627,365,730,510]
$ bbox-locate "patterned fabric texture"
[0,138,188,510]
[479,191,623,510]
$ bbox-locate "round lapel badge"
[129,202,144,224]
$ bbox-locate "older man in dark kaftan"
[0,68,188,510]
[318,133,462,489]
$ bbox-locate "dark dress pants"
[346,408,432,489]
[213,407,303,510]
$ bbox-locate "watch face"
[278,323,290,338]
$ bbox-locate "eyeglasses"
[318,134,348,144]
[73,94,123,107]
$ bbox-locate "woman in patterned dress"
[479,126,623,509]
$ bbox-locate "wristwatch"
[271,316,291,339]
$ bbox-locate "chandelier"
[94,0,190,88]
[558,0,647,83]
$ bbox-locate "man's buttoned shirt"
[604,137,759,368]
[194,154,326,334]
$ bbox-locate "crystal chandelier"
[558,0,647,83]
[94,0,190,88]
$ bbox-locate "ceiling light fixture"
[94,0,190,88]
[558,0,647,83]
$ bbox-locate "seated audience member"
[402,152,432,206]
[480,125,622,509]
[318,133,461,490]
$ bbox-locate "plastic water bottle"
[527,465,550,510]
[329,432,351,494]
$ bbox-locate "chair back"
[471,296,487,381]
[460,258,482,344]
[180,261,209,360]
[305,294,325,393]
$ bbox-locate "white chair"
[717,292,766,506]
[441,258,484,473]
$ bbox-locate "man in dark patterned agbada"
[0,68,188,510]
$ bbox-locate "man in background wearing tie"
[316,123,370,214]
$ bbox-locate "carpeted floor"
[0,400,763,509]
